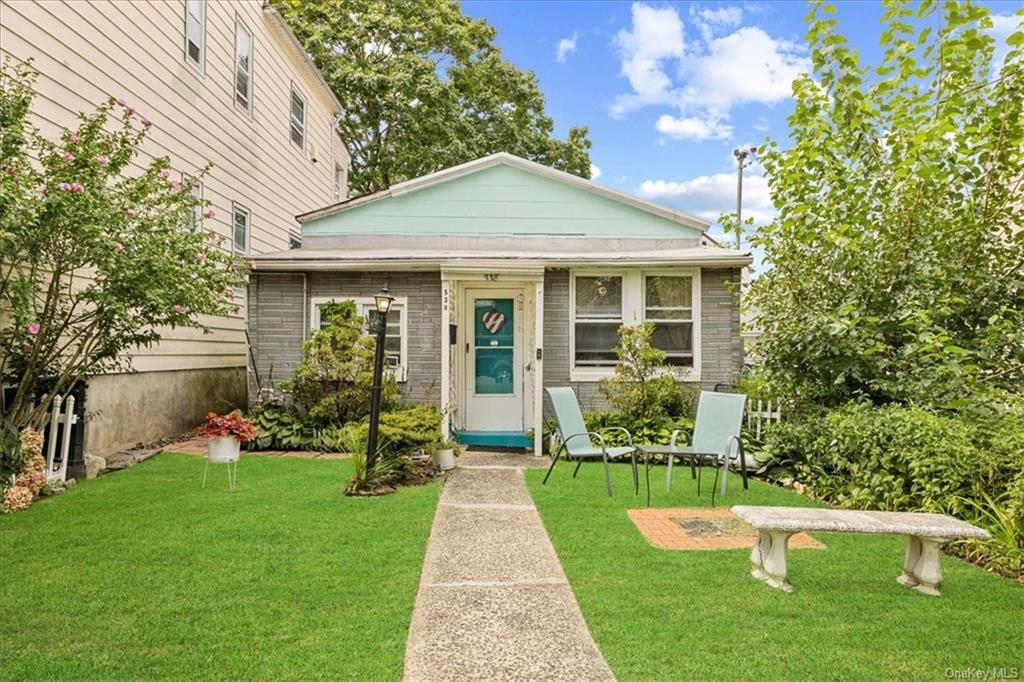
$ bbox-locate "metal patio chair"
[665,391,748,506]
[542,386,638,497]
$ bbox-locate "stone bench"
[731,506,991,596]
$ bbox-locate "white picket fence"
[43,394,78,484]
[746,398,783,440]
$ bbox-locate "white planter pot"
[434,448,456,471]
[208,436,241,463]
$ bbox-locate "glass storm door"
[464,290,524,431]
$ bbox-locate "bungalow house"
[247,153,752,456]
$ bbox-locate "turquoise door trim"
[455,431,534,448]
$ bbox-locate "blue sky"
[462,1,1021,246]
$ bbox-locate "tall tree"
[747,1,1024,410]
[272,0,591,195]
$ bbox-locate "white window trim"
[334,165,347,202]
[289,83,307,153]
[568,269,701,382]
[309,296,410,382]
[234,16,254,115]
[231,202,250,255]
[184,0,205,74]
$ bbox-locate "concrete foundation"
[83,367,246,460]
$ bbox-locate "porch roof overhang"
[250,234,753,272]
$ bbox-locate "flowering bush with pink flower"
[194,412,258,443]
[0,59,249,431]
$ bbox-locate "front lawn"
[0,453,439,680]
[526,463,1024,681]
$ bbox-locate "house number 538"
[484,274,499,281]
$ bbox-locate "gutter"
[252,256,755,272]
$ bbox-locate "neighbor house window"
[232,203,249,255]
[570,270,701,379]
[289,232,302,249]
[644,275,695,367]
[310,297,409,380]
[290,85,306,150]
[234,18,253,112]
[183,174,201,231]
[184,0,205,72]
[334,165,346,201]
[572,275,623,368]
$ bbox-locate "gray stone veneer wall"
[247,271,443,406]
[542,267,743,415]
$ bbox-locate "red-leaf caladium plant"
[0,59,248,430]
[746,1,1024,413]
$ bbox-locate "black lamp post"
[366,286,394,473]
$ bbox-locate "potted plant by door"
[434,438,459,471]
[195,412,257,463]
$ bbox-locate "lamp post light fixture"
[733,146,758,251]
[366,286,395,473]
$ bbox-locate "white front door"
[463,288,524,431]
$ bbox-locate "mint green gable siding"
[302,165,703,238]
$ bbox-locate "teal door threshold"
[455,431,534,448]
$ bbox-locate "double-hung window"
[232,203,249,255]
[310,296,409,381]
[290,85,306,151]
[184,0,205,72]
[334,165,347,202]
[234,18,253,113]
[643,274,696,367]
[572,275,624,368]
[570,270,701,379]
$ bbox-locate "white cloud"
[555,31,578,64]
[691,5,743,42]
[656,113,733,141]
[610,3,810,142]
[681,27,809,111]
[639,172,775,225]
[609,3,686,116]
[590,163,602,180]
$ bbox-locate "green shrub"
[378,404,443,457]
[760,402,1024,578]
[286,300,400,424]
[598,323,691,421]
[543,410,694,457]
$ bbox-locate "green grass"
[526,462,1024,681]
[0,453,440,681]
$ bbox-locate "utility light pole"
[733,146,757,250]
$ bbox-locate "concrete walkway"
[403,451,615,682]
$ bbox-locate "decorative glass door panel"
[474,298,514,395]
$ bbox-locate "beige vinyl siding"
[0,0,347,372]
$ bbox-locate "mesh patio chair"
[542,387,639,497]
[665,391,748,506]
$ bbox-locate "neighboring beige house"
[0,0,348,460]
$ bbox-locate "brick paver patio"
[628,507,825,551]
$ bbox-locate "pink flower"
[173,304,187,314]
[205,209,216,219]
[58,182,71,191]
[125,208,137,218]
[196,251,208,262]
[140,117,152,127]
[70,134,80,143]
[63,152,75,163]
[37,184,48,194]
[70,183,85,193]
[27,323,40,336]
[126,106,135,116]
[116,98,127,107]
[159,169,170,180]
[170,180,181,191]
[96,155,109,166]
